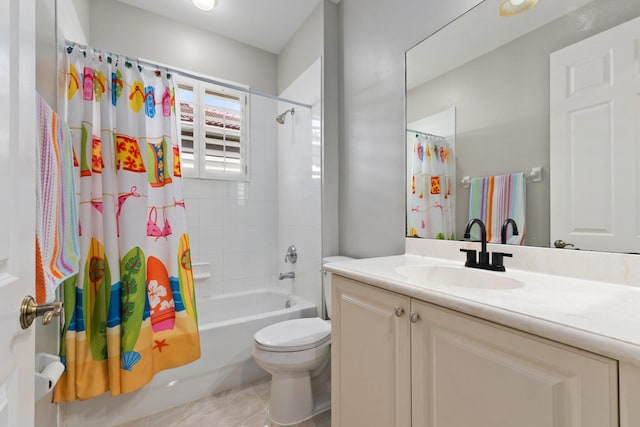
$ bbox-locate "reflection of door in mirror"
[406,107,456,239]
[550,15,640,254]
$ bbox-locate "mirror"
[406,0,640,253]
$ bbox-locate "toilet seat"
[254,318,331,352]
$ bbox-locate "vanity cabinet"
[331,275,411,427]
[332,275,619,427]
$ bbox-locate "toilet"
[253,256,354,425]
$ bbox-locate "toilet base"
[268,355,331,426]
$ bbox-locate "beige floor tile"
[115,379,330,427]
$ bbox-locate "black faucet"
[460,218,513,272]
[501,219,519,244]
[463,218,489,265]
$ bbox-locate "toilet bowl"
[253,256,354,425]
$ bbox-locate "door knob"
[394,307,405,317]
[19,296,63,329]
[410,312,420,323]
[554,239,575,249]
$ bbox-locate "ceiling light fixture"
[499,0,537,16]
[192,0,219,12]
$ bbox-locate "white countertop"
[326,254,640,366]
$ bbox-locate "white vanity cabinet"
[331,275,412,427]
[332,275,619,427]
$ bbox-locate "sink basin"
[394,264,524,290]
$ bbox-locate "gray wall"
[321,1,340,259]
[36,0,57,106]
[277,0,340,258]
[277,1,323,93]
[71,0,90,38]
[338,0,482,258]
[89,0,278,95]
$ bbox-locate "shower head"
[276,108,295,124]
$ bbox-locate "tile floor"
[115,379,331,427]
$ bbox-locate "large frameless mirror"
[406,0,640,253]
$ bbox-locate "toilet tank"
[322,256,355,319]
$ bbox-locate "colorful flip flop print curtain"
[54,48,200,401]
[408,134,455,240]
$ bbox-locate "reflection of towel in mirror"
[468,172,525,244]
[36,95,80,303]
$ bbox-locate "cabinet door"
[411,300,618,427]
[332,276,411,427]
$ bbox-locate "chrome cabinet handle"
[394,307,405,317]
[19,295,63,329]
[410,312,420,323]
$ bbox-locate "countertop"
[325,254,640,366]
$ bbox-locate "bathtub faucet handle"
[285,245,297,264]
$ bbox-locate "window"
[177,75,248,181]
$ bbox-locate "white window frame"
[176,74,249,182]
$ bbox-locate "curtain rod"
[64,40,313,110]
[407,128,444,138]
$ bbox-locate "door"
[331,276,411,427]
[0,0,37,425]
[550,15,640,253]
[411,300,618,427]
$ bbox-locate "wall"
[338,0,483,258]
[277,58,322,311]
[70,0,89,38]
[277,2,323,93]
[278,0,340,259]
[89,0,277,95]
[36,0,56,106]
[182,96,280,298]
[321,1,340,259]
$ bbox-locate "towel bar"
[461,167,543,189]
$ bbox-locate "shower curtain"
[54,47,200,401]
[408,134,454,239]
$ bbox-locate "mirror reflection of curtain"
[408,134,454,239]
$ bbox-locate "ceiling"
[115,0,332,54]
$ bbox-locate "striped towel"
[36,95,80,303]
[468,172,525,244]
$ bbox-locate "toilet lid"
[254,318,331,352]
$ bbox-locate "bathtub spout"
[279,271,295,280]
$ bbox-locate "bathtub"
[63,288,317,427]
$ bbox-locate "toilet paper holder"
[35,353,65,401]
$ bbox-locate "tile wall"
[183,94,280,298]
[183,59,323,311]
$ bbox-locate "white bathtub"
[63,288,317,427]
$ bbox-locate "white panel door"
[331,276,411,427]
[0,0,36,426]
[411,301,618,427]
[550,16,640,253]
